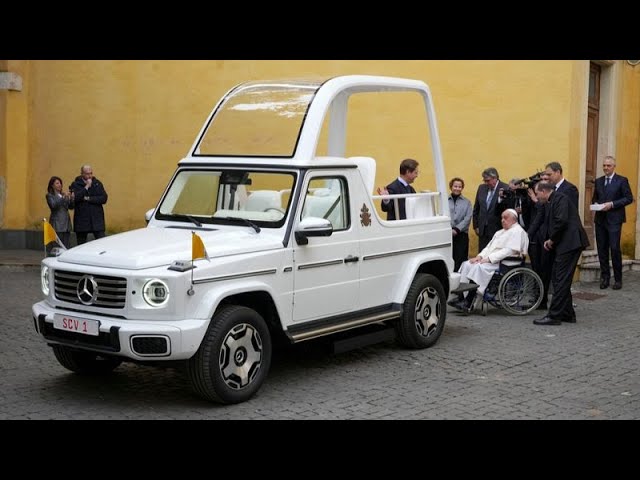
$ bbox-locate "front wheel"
[187,305,272,404]
[395,274,446,349]
[52,345,122,375]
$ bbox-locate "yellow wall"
[618,63,640,256]
[1,60,638,255]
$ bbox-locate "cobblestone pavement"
[1,267,638,419]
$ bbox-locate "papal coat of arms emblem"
[360,204,371,227]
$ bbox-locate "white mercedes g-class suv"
[32,75,460,404]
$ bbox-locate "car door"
[292,173,360,322]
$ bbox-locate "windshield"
[156,169,296,228]
[194,79,326,157]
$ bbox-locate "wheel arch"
[394,255,450,304]
[217,291,288,344]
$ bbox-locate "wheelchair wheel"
[497,267,543,315]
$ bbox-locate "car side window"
[301,177,349,231]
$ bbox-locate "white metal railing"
[372,191,441,220]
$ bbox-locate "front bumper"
[32,301,209,361]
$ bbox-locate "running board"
[288,310,400,343]
[450,282,478,295]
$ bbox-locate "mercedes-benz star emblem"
[77,275,99,305]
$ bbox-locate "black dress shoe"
[533,316,561,326]
[448,300,467,311]
[612,281,622,290]
[600,279,610,289]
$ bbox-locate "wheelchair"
[452,257,544,316]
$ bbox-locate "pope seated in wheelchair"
[449,208,529,313]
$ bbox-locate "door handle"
[344,255,359,263]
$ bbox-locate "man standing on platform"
[591,155,634,290]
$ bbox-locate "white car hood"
[56,227,283,270]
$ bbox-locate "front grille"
[54,270,127,309]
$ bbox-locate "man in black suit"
[472,167,509,253]
[545,161,579,208]
[591,155,634,290]
[526,171,552,309]
[377,158,419,220]
[532,182,589,326]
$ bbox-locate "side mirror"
[145,208,155,224]
[295,217,333,245]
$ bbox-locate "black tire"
[498,267,543,315]
[187,305,272,404]
[395,274,446,349]
[52,345,122,375]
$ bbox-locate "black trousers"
[595,222,623,282]
[478,234,492,254]
[452,232,469,272]
[528,241,551,307]
[76,231,106,245]
[548,248,582,321]
[58,232,71,249]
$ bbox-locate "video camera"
[499,172,543,200]
[515,172,543,189]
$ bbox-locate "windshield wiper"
[223,217,261,233]
[173,214,202,227]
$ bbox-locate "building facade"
[1,60,638,257]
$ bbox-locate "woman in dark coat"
[46,176,74,248]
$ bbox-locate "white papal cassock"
[459,223,529,294]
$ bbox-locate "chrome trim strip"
[193,268,277,284]
[290,311,400,342]
[297,259,344,270]
[362,243,451,261]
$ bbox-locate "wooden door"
[584,63,601,247]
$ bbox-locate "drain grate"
[573,292,607,301]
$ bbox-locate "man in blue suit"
[472,167,509,253]
[377,158,419,220]
[591,156,634,290]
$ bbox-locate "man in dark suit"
[472,167,509,253]
[70,164,109,245]
[532,182,589,326]
[526,171,552,309]
[377,158,419,220]
[591,155,634,290]
[545,161,579,208]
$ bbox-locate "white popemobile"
[32,75,460,404]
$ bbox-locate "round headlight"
[142,279,170,307]
[41,265,50,296]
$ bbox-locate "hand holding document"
[590,203,605,211]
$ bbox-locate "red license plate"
[53,314,100,336]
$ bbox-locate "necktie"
[605,177,610,187]
[486,188,494,207]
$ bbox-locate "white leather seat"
[245,190,282,212]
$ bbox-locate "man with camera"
[526,171,552,309]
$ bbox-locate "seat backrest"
[245,190,281,211]
[349,156,376,195]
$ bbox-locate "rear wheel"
[395,274,446,349]
[52,345,122,374]
[187,305,271,404]
[498,267,543,315]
